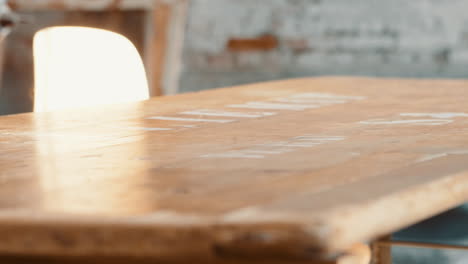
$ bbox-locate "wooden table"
[1,77,468,263]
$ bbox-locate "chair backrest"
[33,26,149,112]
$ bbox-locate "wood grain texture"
[0,255,345,264]
[0,77,467,262]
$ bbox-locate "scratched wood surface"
[0,77,468,262]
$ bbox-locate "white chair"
[33,26,149,112]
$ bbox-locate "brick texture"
[181,0,468,92]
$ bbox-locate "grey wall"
[180,0,468,92]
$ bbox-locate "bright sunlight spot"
[33,26,149,112]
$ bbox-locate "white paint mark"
[417,150,468,163]
[242,149,291,155]
[275,98,347,105]
[201,135,346,159]
[400,113,468,119]
[359,119,453,126]
[290,93,366,100]
[294,136,346,141]
[225,93,365,112]
[228,102,318,111]
[201,152,264,159]
[175,125,198,128]
[265,142,322,148]
[417,153,448,162]
[181,109,276,118]
[147,116,234,123]
[128,127,173,131]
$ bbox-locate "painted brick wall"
[180,0,468,92]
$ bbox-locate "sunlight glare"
[33,26,149,112]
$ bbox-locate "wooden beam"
[144,2,170,96]
[371,236,391,264]
[144,0,187,96]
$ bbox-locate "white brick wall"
[181,0,468,92]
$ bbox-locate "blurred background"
[3,0,468,115]
[0,1,467,263]
[181,0,468,92]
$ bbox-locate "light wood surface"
[0,77,468,262]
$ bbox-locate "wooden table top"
[1,77,468,261]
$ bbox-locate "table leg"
[371,236,392,264]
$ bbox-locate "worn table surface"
[1,77,468,262]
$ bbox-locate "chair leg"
[371,236,392,264]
